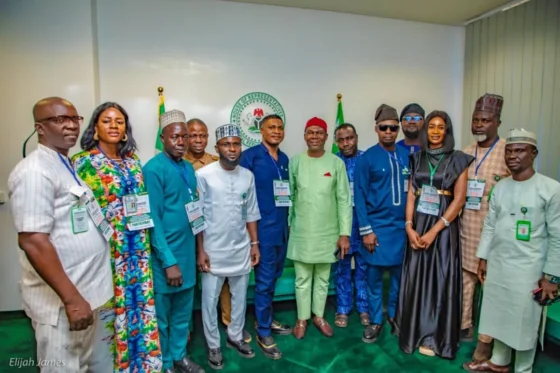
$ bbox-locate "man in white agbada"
[463,129,560,373]
[196,124,261,370]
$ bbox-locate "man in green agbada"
[288,117,352,339]
[144,109,204,373]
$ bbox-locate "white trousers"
[490,338,537,373]
[201,272,249,349]
[32,307,100,373]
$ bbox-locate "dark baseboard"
[0,310,28,321]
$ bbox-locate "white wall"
[0,0,464,311]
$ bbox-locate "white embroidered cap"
[506,128,537,147]
[160,109,187,129]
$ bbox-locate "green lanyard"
[427,153,445,186]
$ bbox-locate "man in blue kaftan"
[333,123,369,328]
[354,105,409,343]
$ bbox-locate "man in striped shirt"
[8,97,113,372]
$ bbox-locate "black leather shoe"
[174,356,205,373]
[207,348,223,370]
[387,318,397,335]
[226,327,252,343]
[362,324,383,343]
[226,338,255,358]
[257,335,282,360]
[271,320,293,335]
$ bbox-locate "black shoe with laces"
[362,324,383,344]
[257,334,282,360]
[226,338,255,358]
[207,348,223,370]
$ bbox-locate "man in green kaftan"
[463,129,560,373]
[144,109,205,373]
[288,116,352,339]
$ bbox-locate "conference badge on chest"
[516,207,531,242]
[466,179,486,210]
[273,179,292,207]
[123,192,154,231]
[185,198,207,235]
[417,185,440,216]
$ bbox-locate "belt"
[415,189,453,197]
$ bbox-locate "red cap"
[305,117,328,132]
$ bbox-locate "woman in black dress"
[394,110,474,359]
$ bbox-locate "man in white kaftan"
[463,129,560,373]
[196,124,261,370]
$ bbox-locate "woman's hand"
[407,226,423,250]
[419,229,437,250]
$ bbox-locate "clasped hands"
[196,244,261,273]
[406,226,437,250]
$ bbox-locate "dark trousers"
[367,264,402,325]
[254,244,287,337]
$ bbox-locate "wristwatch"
[545,274,558,284]
[440,217,450,227]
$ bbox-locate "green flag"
[331,97,344,154]
[155,90,165,153]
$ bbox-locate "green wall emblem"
[230,92,286,147]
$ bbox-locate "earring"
[122,134,128,142]
[94,132,99,141]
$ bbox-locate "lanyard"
[58,153,82,186]
[261,144,282,180]
[96,147,136,192]
[167,156,194,199]
[382,148,407,170]
[474,137,499,177]
[426,153,445,186]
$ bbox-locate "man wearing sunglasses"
[354,104,409,344]
[8,97,113,372]
[397,103,425,154]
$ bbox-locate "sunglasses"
[377,125,399,132]
[403,115,423,122]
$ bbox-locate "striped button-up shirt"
[8,144,113,326]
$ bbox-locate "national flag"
[155,88,165,153]
[331,94,344,154]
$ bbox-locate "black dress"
[394,149,474,359]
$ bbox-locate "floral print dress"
[73,149,162,373]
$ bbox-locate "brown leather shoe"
[313,317,333,337]
[293,319,307,339]
[473,340,493,361]
[462,360,510,373]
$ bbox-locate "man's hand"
[165,265,183,287]
[477,259,487,284]
[362,233,379,253]
[64,295,93,331]
[337,236,350,260]
[197,250,211,272]
[540,277,559,301]
[251,244,260,267]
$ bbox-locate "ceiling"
[222,0,515,26]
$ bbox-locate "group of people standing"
[7,92,559,373]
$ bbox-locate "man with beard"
[196,124,261,370]
[459,93,510,362]
[240,114,292,359]
[397,103,425,154]
[288,117,352,339]
[8,97,113,372]
[463,129,560,373]
[332,123,369,328]
[144,109,205,373]
[354,104,409,343]
[183,118,249,342]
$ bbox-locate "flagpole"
[155,86,165,153]
[332,93,343,154]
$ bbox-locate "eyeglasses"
[377,125,399,132]
[37,115,84,125]
[403,115,423,122]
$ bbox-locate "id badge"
[185,200,208,235]
[242,193,248,221]
[85,196,105,227]
[516,220,531,241]
[417,185,440,216]
[71,207,89,234]
[123,193,151,217]
[350,182,355,207]
[273,180,292,207]
[465,179,486,210]
[126,215,154,231]
[99,220,115,241]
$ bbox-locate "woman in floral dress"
[73,102,162,372]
